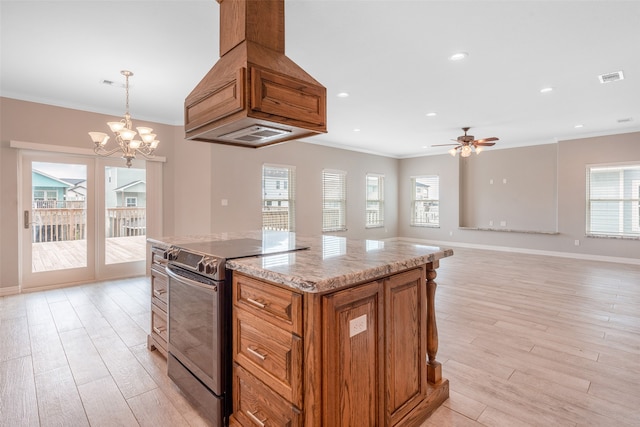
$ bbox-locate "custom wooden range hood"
[185,0,327,148]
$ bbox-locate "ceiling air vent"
[218,125,292,145]
[598,71,624,84]
[617,117,633,123]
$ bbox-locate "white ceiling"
[2,0,639,158]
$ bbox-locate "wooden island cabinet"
[230,261,449,426]
[147,233,452,426]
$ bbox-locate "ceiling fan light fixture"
[460,145,472,157]
[475,146,484,154]
[448,148,457,157]
[540,87,554,93]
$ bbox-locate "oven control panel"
[165,246,226,280]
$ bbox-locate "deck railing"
[31,206,146,242]
[262,207,290,231]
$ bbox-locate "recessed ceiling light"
[353,128,361,132]
[426,112,437,117]
[337,92,350,98]
[422,145,429,149]
[449,52,468,61]
[540,87,554,93]
[574,124,584,128]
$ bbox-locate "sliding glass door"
[20,153,147,291]
[21,154,94,289]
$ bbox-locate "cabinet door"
[385,268,427,425]
[322,280,383,427]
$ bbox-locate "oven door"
[166,264,227,396]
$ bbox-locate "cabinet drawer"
[151,246,167,265]
[233,364,302,427]
[151,304,167,349]
[151,265,168,311]
[234,308,303,407]
[233,273,303,335]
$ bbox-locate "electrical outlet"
[503,178,507,184]
[221,199,228,206]
[449,231,453,236]
[489,179,494,185]
[489,220,494,227]
[500,220,507,227]
[574,240,580,246]
[349,314,367,338]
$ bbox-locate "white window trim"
[322,169,347,232]
[262,163,296,231]
[365,173,384,228]
[586,162,640,239]
[631,179,640,233]
[410,175,440,228]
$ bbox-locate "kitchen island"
[148,232,452,426]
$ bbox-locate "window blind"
[366,174,384,228]
[411,175,440,227]
[587,164,640,237]
[262,164,295,231]
[323,169,347,232]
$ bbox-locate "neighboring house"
[105,167,147,236]
[113,180,147,208]
[61,177,87,202]
[105,167,146,208]
[32,169,72,208]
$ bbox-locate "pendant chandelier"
[88,70,159,168]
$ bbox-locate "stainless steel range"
[163,237,308,426]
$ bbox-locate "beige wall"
[1,97,637,291]
[460,143,558,232]
[0,97,399,291]
[399,132,640,261]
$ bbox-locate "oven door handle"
[165,266,218,292]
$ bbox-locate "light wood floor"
[1,248,639,426]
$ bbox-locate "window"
[587,164,640,238]
[411,175,439,227]
[366,174,384,228]
[126,197,137,207]
[262,164,295,231]
[323,169,347,232]
[33,190,58,208]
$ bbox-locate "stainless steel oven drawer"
[168,353,225,425]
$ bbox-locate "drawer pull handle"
[247,346,267,361]
[246,410,266,427]
[153,289,166,298]
[247,298,266,309]
[153,326,165,334]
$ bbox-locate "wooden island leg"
[426,261,442,384]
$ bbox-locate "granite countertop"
[148,231,453,293]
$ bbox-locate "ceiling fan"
[432,127,499,157]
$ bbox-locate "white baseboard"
[0,286,20,297]
[397,237,640,266]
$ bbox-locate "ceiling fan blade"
[475,142,496,146]
[474,137,498,144]
[431,143,460,147]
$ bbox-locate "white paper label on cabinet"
[349,314,367,338]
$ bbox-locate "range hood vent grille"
[218,125,292,145]
[598,71,624,83]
